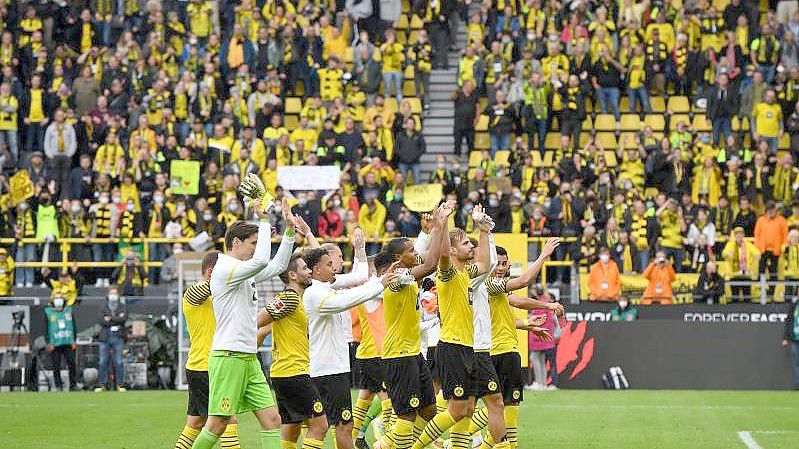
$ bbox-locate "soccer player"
[257,252,329,449]
[174,251,242,449]
[191,198,297,449]
[412,207,493,449]
[303,246,400,449]
[372,201,451,449]
[475,241,564,449]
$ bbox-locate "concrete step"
[424,117,455,128]
[423,135,456,146]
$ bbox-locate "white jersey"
[470,234,497,352]
[304,276,385,377]
[209,222,295,353]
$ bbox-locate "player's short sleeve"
[265,289,301,321]
[387,281,404,292]
[437,265,456,282]
[485,278,509,296]
[465,263,480,278]
[184,280,211,306]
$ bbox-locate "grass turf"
[1,390,797,449]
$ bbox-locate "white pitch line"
[738,431,763,449]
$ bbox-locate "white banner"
[277,165,342,191]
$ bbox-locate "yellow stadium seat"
[407,30,419,45]
[406,97,422,114]
[496,150,510,166]
[545,133,561,149]
[468,168,477,179]
[475,132,490,149]
[604,150,618,167]
[620,114,642,131]
[643,114,665,131]
[403,80,416,97]
[650,97,666,112]
[668,96,690,113]
[671,114,691,129]
[396,31,407,45]
[530,151,543,167]
[594,114,616,131]
[285,97,302,114]
[595,132,617,149]
[619,96,630,111]
[692,114,712,131]
[468,151,482,167]
[396,14,409,29]
[385,99,399,113]
[543,151,555,167]
[582,116,593,128]
[475,115,489,131]
[410,15,425,29]
[550,116,559,131]
[285,115,298,129]
[404,65,414,78]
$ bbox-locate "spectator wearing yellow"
[751,24,779,83]
[692,156,722,205]
[0,82,18,159]
[187,0,213,40]
[363,95,395,131]
[260,159,279,193]
[359,156,395,185]
[129,115,157,160]
[231,127,267,171]
[262,113,288,145]
[376,28,404,103]
[457,45,481,87]
[410,29,433,110]
[656,196,686,272]
[723,226,761,302]
[772,154,799,204]
[752,89,783,153]
[371,115,395,161]
[318,56,345,102]
[18,6,43,49]
[358,193,387,244]
[780,230,799,301]
[0,248,14,296]
[346,81,367,122]
[208,124,234,168]
[300,96,327,131]
[290,116,319,150]
[322,11,351,61]
[541,40,569,82]
[94,132,125,179]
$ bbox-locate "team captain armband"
[184,280,212,306]
[265,289,301,320]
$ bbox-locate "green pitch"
[1,390,798,449]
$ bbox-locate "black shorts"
[383,354,436,416]
[437,341,478,400]
[475,351,500,398]
[272,375,325,424]
[426,346,439,382]
[312,372,353,426]
[356,357,386,393]
[186,369,209,416]
[492,352,524,403]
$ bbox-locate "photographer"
[96,286,127,392]
[642,250,677,304]
[44,295,78,391]
[110,251,147,296]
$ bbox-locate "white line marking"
[750,430,799,434]
[738,431,763,449]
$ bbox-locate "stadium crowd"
[0,0,799,303]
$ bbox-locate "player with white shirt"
[302,242,399,449]
[190,198,297,449]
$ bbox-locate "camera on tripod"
[11,310,24,326]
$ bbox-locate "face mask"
[543,200,551,209]
[624,181,633,190]
[600,254,610,263]
[464,204,474,213]
[333,199,341,207]
[700,135,711,144]
[618,300,629,309]
[53,297,65,308]
[126,203,134,211]
[203,213,213,221]
[177,204,186,212]
[71,205,81,213]
[488,198,499,207]
[513,191,522,199]
[19,202,28,211]
[274,204,282,213]
[99,197,109,205]
[502,37,511,43]
[532,212,542,219]
[527,33,535,40]
[229,203,239,213]
[112,197,121,204]
[385,225,396,232]
[108,295,119,302]
[298,198,307,206]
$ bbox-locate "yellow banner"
[9,170,34,206]
[170,160,201,195]
[403,183,442,212]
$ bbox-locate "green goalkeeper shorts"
[207,350,275,416]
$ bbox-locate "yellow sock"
[468,406,489,435]
[353,397,372,438]
[504,405,519,449]
[281,440,297,449]
[435,391,447,415]
[449,417,472,449]
[302,437,324,449]
[412,415,428,440]
[331,427,339,449]
[174,425,200,449]
[411,411,457,449]
[381,399,394,432]
[479,432,495,449]
[380,429,397,449]
[220,423,240,449]
[393,419,415,449]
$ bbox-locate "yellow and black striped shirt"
[266,289,309,378]
[436,263,479,347]
[183,280,215,371]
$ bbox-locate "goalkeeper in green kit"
[192,175,297,449]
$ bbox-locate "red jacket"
[318,209,344,237]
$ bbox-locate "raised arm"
[332,228,369,288]
[318,272,398,315]
[414,213,434,255]
[472,233,497,288]
[508,293,565,316]
[504,238,560,292]
[295,215,320,248]
[474,209,493,275]
[254,229,296,282]
[412,202,453,280]
[183,279,212,306]
[438,215,452,271]
[220,198,275,286]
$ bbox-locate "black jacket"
[785,301,799,342]
[707,85,740,120]
[98,302,127,342]
[693,271,725,302]
[394,131,426,165]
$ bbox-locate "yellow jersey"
[486,278,518,356]
[266,289,310,378]
[382,282,421,359]
[436,263,479,347]
[183,280,215,372]
[752,103,782,138]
